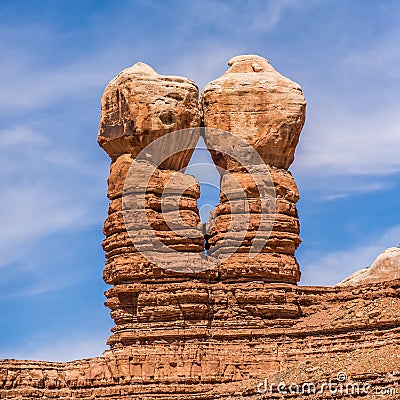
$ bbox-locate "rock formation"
[202,55,305,284]
[1,56,399,400]
[201,55,306,170]
[98,62,200,170]
[98,64,211,348]
[99,56,307,348]
[1,279,400,399]
[337,247,400,286]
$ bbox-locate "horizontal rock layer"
[204,167,301,284]
[2,280,400,399]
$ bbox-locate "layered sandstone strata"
[99,57,308,348]
[205,168,301,283]
[201,55,305,284]
[98,64,210,348]
[2,280,399,399]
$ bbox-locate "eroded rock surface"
[202,55,304,284]
[98,62,200,170]
[201,55,306,170]
[1,57,398,400]
[1,281,400,399]
[337,247,400,286]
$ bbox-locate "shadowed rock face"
[201,55,306,171]
[98,62,200,170]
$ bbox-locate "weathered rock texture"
[1,57,399,400]
[99,57,307,348]
[205,167,301,284]
[202,55,305,285]
[337,246,400,286]
[201,54,306,170]
[103,155,215,348]
[1,281,400,398]
[98,63,212,348]
[98,62,200,170]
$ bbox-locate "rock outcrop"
[98,63,210,348]
[201,54,306,170]
[1,280,399,398]
[99,57,307,348]
[98,62,200,170]
[202,55,305,284]
[337,247,400,286]
[1,56,399,400]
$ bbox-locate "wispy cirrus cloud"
[300,225,400,286]
[343,27,400,79]
[294,102,400,177]
[161,43,246,90]
[0,22,146,113]
[250,0,311,31]
[321,181,396,201]
[0,49,117,113]
[0,125,105,269]
[290,22,400,183]
[1,332,108,362]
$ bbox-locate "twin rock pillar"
[98,55,306,348]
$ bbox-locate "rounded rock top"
[201,54,306,170]
[98,62,200,170]
[226,54,274,73]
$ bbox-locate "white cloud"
[300,225,400,286]
[1,333,108,362]
[0,25,135,113]
[0,183,93,268]
[179,0,314,35]
[321,181,394,201]
[0,57,113,113]
[292,24,400,179]
[0,124,105,269]
[343,27,400,79]
[294,103,400,176]
[250,0,305,31]
[161,43,245,90]
[0,266,94,299]
[0,126,48,147]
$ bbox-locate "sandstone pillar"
[98,63,210,348]
[201,55,306,284]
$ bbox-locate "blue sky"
[0,0,399,361]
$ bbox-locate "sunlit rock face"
[98,62,200,170]
[96,56,308,349]
[337,247,400,286]
[201,54,306,171]
[201,55,305,283]
[98,63,209,348]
